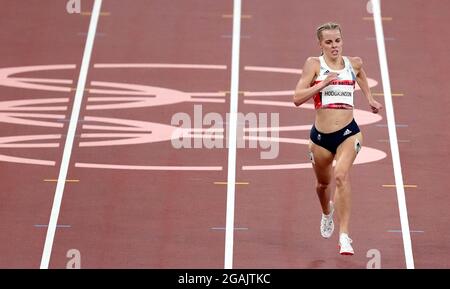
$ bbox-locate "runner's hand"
[320,72,339,88]
[369,99,383,113]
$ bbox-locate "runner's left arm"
[354,57,383,114]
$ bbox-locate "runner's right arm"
[293,57,338,106]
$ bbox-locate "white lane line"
[221,34,251,39]
[388,230,424,233]
[34,224,72,228]
[40,0,103,269]
[372,0,415,269]
[377,139,411,143]
[224,0,242,270]
[212,227,248,231]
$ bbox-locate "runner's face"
[319,29,343,60]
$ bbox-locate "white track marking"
[372,0,415,269]
[224,0,242,270]
[40,0,103,269]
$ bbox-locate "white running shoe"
[339,233,354,255]
[320,201,334,238]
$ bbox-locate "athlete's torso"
[312,56,357,110]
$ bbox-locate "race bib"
[321,84,354,107]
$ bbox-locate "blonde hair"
[316,22,342,40]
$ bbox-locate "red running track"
[0,0,448,269]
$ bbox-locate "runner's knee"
[335,170,349,188]
[316,181,330,192]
